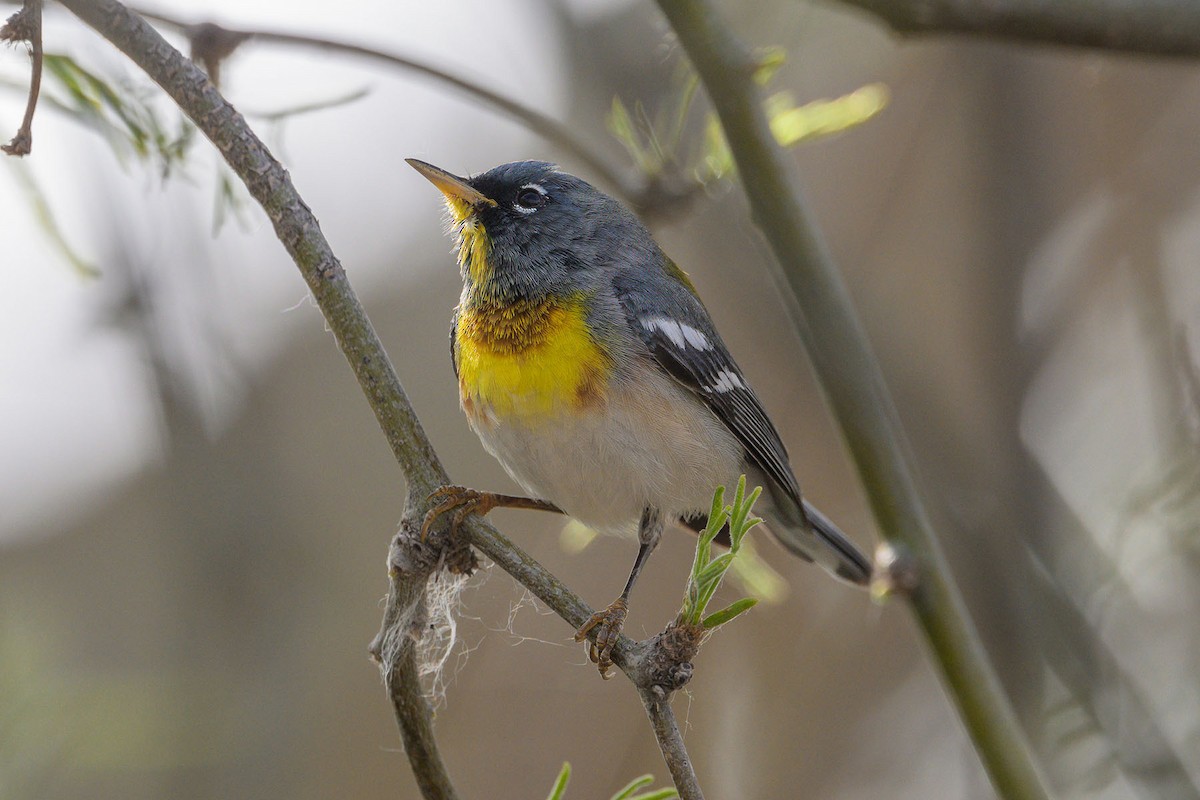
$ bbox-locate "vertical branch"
[638,686,704,800]
[1,0,43,155]
[653,2,1051,799]
[388,647,460,800]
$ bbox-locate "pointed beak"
[406,158,496,208]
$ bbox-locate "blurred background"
[2,0,1199,798]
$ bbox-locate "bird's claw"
[574,597,627,679]
[420,485,495,542]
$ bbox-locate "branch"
[828,0,1200,58]
[653,2,1051,799]
[58,3,704,797]
[54,2,459,796]
[1,0,43,155]
[123,4,698,216]
[639,685,703,800]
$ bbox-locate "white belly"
[467,368,743,535]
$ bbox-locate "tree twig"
[122,4,699,215]
[828,0,1200,58]
[639,685,704,800]
[1,0,43,155]
[653,1,1051,799]
[55,1,459,796]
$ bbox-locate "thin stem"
[653,1,1051,799]
[638,686,704,800]
[125,5,646,208]
[1,0,43,155]
[58,0,447,494]
[58,2,457,795]
[388,640,462,800]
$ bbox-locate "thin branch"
[365,523,465,800]
[59,3,702,797]
[56,2,458,796]
[653,2,1051,799]
[1,0,43,155]
[638,685,704,800]
[381,616,463,800]
[122,4,695,215]
[828,0,1200,58]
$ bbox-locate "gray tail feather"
[765,495,872,587]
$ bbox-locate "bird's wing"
[612,266,803,509]
[449,313,460,380]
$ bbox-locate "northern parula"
[408,158,870,674]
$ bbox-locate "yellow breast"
[456,295,611,422]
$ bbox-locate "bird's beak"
[406,158,496,208]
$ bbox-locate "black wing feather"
[618,284,803,510]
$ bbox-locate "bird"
[407,158,871,675]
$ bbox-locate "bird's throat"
[456,294,611,420]
[446,200,492,286]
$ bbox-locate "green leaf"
[607,95,656,174]
[767,83,889,148]
[689,484,726,583]
[609,774,653,800]
[753,46,787,86]
[35,53,195,174]
[628,791,679,800]
[5,160,99,277]
[702,597,758,629]
[695,552,735,586]
[679,477,767,626]
[545,762,571,800]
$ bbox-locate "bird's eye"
[514,185,547,211]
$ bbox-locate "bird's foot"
[574,597,628,679]
[420,485,498,542]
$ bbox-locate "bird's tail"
[760,483,872,586]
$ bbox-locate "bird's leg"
[575,506,664,678]
[420,485,562,541]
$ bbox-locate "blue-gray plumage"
[409,158,870,674]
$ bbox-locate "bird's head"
[407,158,646,300]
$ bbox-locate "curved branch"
[123,4,682,212]
[829,0,1200,58]
[654,2,1051,799]
[55,3,460,797]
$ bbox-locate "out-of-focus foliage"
[543,762,678,800]
[40,53,192,172]
[4,159,98,276]
[606,49,887,185]
[700,83,888,182]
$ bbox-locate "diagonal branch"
[123,4,697,215]
[827,0,1200,58]
[653,1,1051,799]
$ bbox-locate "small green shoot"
[545,762,571,800]
[543,762,677,800]
[606,46,887,188]
[699,83,889,182]
[679,476,762,630]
